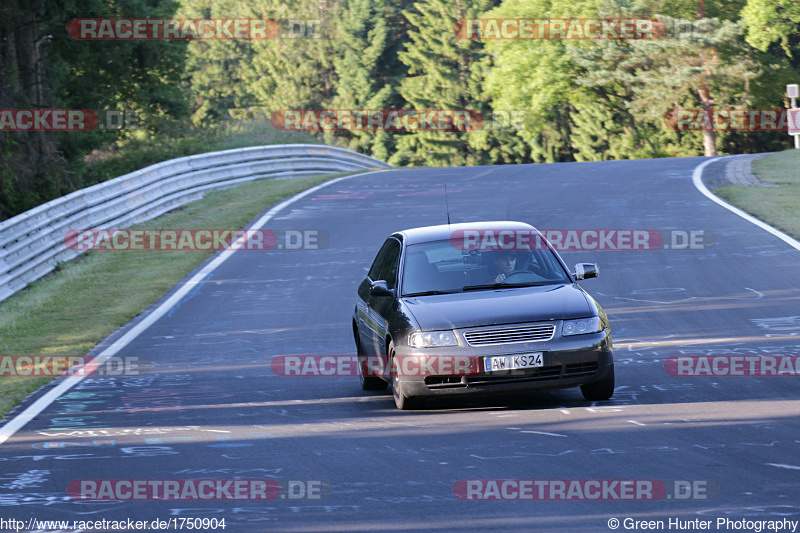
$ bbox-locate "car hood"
[403,284,594,330]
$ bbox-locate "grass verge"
[0,171,351,419]
[83,119,322,186]
[714,150,800,240]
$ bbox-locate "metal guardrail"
[0,144,390,303]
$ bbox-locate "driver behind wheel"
[489,250,517,284]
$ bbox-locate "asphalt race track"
[1,156,799,532]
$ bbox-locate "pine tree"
[245,0,340,113]
[327,0,414,161]
[393,0,520,167]
[179,0,258,126]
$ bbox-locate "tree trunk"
[698,80,717,156]
[696,1,716,156]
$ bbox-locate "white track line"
[3,158,795,445]
[766,463,800,471]
[0,170,389,446]
[692,156,800,251]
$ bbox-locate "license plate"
[484,352,543,372]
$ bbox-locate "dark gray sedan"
[352,221,614,409]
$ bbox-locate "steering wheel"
[498,269,541,283]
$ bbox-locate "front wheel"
[580,366,615,401]
[390,342,422,410]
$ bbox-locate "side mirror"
[370,280,395,297]
[574,263,598,280]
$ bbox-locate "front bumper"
[393,328,613,399]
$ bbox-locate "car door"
[357,237,402,361]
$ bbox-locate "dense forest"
[2,0,799,220]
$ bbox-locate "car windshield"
[401,237,571,296]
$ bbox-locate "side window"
[368,239,394,281]
[378,239,401,290]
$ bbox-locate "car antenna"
[444,184,451,226]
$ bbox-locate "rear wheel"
[580,365,615,401]
[389,342,422,410]
[357,336,387,391]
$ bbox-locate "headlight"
[562,316,602,336]
[409,330,458,348]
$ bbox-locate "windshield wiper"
[462,281,560,291]
[462,284,494,291]
[497,281,556,287]
[403,289,462,297]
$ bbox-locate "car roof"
[394,221,538,246]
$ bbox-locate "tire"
[389,342,422,410]
[357,336,388,391]
[580,365,615,401]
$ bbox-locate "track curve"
[1,156,799,532]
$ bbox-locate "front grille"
[463,323,556,346]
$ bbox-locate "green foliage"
[243,1,340,112]
[392,0,526,167]
[3,0,800,220]
[0,0,189,220]
[569,14,762,157]
[47,0,188,134]
[482,0,799,160]
[178,0,259,126]
[81,119,319,186]
[321,0,414,159]
[741,0,800,56]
